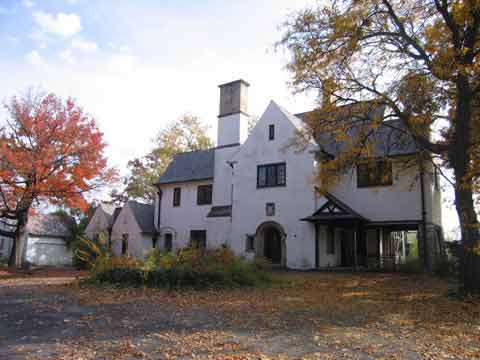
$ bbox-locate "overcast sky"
[0,0,459,233]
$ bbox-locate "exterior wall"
[217,113,249,146]
[26,236,72,266]
[85,207,110,243]
[328,161,423,222]
[212,145,240,206]
[111,204,153,258]
[229,101,317,269]
[158,180,213,250]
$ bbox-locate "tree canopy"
[280,0,480,292]
[115,114,213,203]
[0,90,117,266]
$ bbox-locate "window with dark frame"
[326,226,335,255]
[121,233,129,255]
[246,235,255,252]
[257,163,286,188]
[268,124,275,140]
[190,230,207,249]
[164,233,173,252]
[152,237,158,249]
[173,187,181,207]
[197,184,213,205]
[357,160,393,188]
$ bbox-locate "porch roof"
[301,192,369,223]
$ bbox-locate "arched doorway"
[264,227,282,264]
[255,222,287,266]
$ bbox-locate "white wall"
[158,180,213,249]
[217,113,249,146]
[316,226,342,267]
[85,207,111,244]
[328,161,424,222]
[26,236,72,266]
[229,101,318,269]
[111,204,153,258]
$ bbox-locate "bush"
[433,257,458,278]
[398,259,425,274]
[0,257,8,267]
[91,247,271,289]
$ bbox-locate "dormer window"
[268,124,275,140]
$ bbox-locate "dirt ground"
[0,268,479,359]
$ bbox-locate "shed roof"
[28,213,75,238]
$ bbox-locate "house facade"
[153,79,443,270]
[85,203,122,247]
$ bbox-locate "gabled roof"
[98,203,122,227]
[295,104,419,158]
[28,213,75,238]
[301,192,369,222]
[127,201,155,234]
[156,149,215,185]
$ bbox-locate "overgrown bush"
[398,259,425,274]
[0,257,8,267]
[73,236,111,270]
[90,247,271,289]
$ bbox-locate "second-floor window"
[173,187,181,207]
[357,159,393,188]
[197,184,212,205]
[257,163,286,188]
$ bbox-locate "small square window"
[268,124,275,140]
[246,235,255,251]
[357,160,393,188]
[190,230,207,249]
[197,184,213,205]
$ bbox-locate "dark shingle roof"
[295,107,418,157]
[28,213,75,238]
[128,201,155,234]
[156,149,215,185]
[207,206,232,218]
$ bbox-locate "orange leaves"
[0,90,118,214]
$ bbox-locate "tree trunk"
[8,210,29,269]
[452,74,480,294]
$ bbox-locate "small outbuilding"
[26,213,74,266]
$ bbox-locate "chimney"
[217,79,250,146]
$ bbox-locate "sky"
[0,0,460,234]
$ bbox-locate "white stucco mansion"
[88,79,444,270]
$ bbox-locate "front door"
[264,227,282,264]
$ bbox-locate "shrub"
[91,247,271,289]
[398,259,425,274]
[433,257,458,278]
[73,236,109,270]
[0,257,8,267]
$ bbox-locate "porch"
[301,193,422,270]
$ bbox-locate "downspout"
[419,161,428,268]
[156,189,162,237]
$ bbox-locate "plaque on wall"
[266,202,275,216]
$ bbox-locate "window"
[93,233,99,242]
[164,233,173,252]
[173,187,181,207]
[121,234,129,255]
[268,124,275,140]
[197,184,213,205]
[326,226,335,255]
[152,237,158,249]
[190,230,207,249]
[357,160,393,188]
[257,163,286,188]
[266,202,275,216]
[245,235,255,252]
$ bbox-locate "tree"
[0,90,117,267]
[279,0,480,293]
[119,114,213,202]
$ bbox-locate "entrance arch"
[254,221,287,266]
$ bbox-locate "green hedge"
[90,248,271,289]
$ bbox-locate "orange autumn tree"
[279,0,480,293]
[0,91,117,267]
